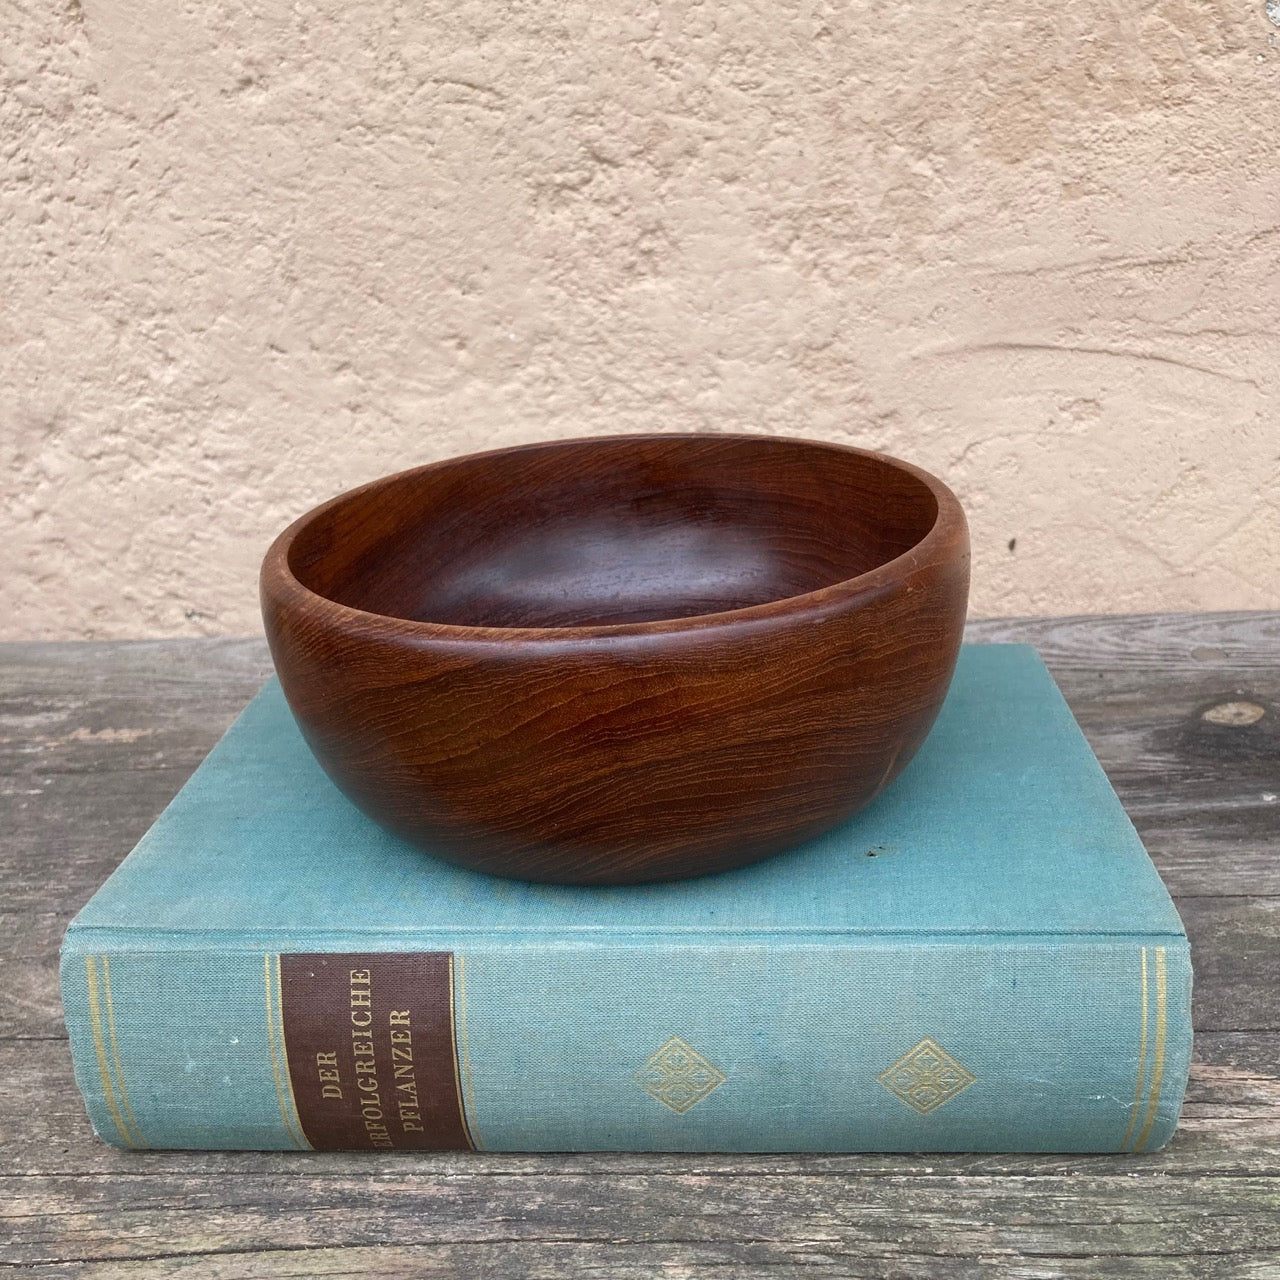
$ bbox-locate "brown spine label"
[279,952,474,1150]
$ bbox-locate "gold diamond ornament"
[878,1037,976,1114]
[637,1036,727,1114]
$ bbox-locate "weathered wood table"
[3,613,1278,1278]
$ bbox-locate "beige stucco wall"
[3,0,1278,639]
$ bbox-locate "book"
[60,644,1192,1153]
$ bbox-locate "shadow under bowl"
[260,433,969,884]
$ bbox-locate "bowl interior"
[286,436,940,628]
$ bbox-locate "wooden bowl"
[260,434,969,884]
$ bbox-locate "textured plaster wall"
[3,0,1278,639]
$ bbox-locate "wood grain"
[260,435,970,884]
[3,613,1279,1278]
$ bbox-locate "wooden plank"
[1180,897,1280,1032]
[965,612,1280,674]
[2,617,1279,1278]
[5,1163,1280,1274]
[11,1246,1280,1280]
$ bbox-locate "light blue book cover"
[61,644,1192,1153]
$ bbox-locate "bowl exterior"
[261,493,969,885]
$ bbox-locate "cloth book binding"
[61,644,1192,1152]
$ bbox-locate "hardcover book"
[61,644,1193,1153]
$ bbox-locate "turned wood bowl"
[260,434,969,884]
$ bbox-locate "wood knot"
[1177,695,1278,763]
[1201,701,1268,727]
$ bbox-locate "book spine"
[60,937,1193,1153]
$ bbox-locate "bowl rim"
[260,432,968,644]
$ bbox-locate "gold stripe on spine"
[1119,947,1150,1152]
[264,954,310,1149]
[84,957,138,1149]
[446,955,477,1150]
[273,954,311,1150]
[101,956,147,1148]
[453,953,483,1150]
[1133,946,1169,1154]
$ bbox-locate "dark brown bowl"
[260,434,969,884]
